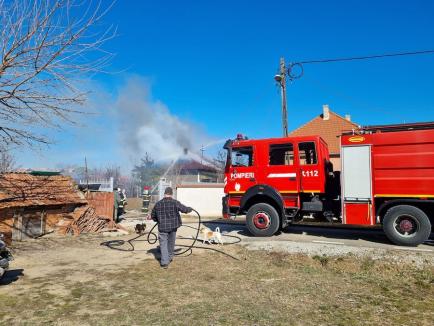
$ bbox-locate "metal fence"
[79,177,113,192]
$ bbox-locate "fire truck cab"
[222,123,434,246]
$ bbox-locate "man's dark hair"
[164,187,173,195]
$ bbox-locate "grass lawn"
[0,244,433,326]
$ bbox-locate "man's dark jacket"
[151,197,192,232]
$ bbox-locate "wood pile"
[59,206,116,236]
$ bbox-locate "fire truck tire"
[383,205,431,246]
[246,203,280,237]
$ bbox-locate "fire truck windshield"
[231,146,253,167]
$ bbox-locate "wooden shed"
[0,172,87,243]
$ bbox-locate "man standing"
[151,187,192,268]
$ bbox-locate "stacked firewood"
[61,206,115,235]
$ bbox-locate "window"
[298,142,317,165]
[269,143,294,166]
[231,147,253,167]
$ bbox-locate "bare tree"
[213,149,226,182]
[132,152,165,191]
[104,164,121,186]
[0,0,115,150]
[0,150,16,172]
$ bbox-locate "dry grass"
[0,243,433,326]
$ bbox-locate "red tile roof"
[0,173,86,210]
[289,111,359,154]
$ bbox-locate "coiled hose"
[100,209,241,259]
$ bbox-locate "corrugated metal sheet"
[86,192,114,220]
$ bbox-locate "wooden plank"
[12,210,23,241]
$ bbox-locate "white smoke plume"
[115,76,212,162]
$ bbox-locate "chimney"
[345,114,351,121]
[322,104,330,120]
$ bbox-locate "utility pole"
[200,145,205,165]
[275,57,288,137]
[84,156,89,193]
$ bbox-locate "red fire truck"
[222,122,434,246]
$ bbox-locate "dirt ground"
[0,222,433,325]
[124,198,143,211]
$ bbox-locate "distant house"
[173,160,219,184]
[289,105,359,170]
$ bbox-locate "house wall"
[176,174,218,184]
[330,155,341,171]
[176,184,225,217]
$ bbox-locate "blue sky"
[17,0,434,171]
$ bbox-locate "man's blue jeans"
[158,229,177,266]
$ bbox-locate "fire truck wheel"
[246,203,280,237]
[383,205,431,246]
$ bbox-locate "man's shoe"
[161,264,169,269]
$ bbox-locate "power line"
[286,49,434,80]
[294,49,434,65]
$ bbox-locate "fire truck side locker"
[341,145,375,225]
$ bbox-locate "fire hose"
[100,209,241,259]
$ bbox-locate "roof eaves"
[289,110,360,135]
[328,111,360,128]
[289,115,322,135]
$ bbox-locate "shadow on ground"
[202,220,434,247]
[0,269,24,286]
[146,247,161,262]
